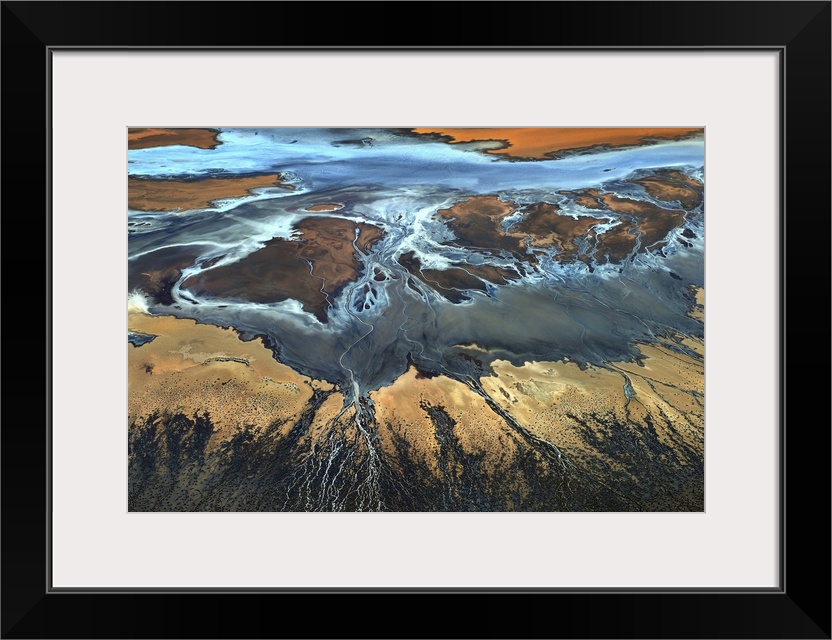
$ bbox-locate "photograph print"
[127,127,704,512]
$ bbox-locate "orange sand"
[128,128,221,150]
[413,128,703,160]
[128,174,289,212]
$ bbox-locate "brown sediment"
[293,217,383,290]
[572,195,640,263]
[398,251,519,303]
[461,263,520,284]
[183,237,317,310]
[577,253,593,268]
[128,246,202,305]
[409,193,643,294]
[568,189,688,262]
[593,224,640,263]
[421,268,488,299]
[433,183,694,268]
[597,192,688,252]
[438,194,515,221]
[630,175,702,209]
[375,337,703,510]
[305,203,343,212]
[511,202,599,259]
[352,223,384,254]
[128,174,291,212]
[412,127,704,160]
[127,310,327,448]
[666,170,704,191]
[128,128,221,150]
[574,194,606,210]
[436,196,529,260]
[403,255,486,303]
[181,217,384,322]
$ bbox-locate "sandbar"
[413,127,704,160]
[128,174,290,212]
[128,128,221,150]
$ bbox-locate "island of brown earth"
[558,191,606,210]
[435,195,531,261]
[412,127,704,160]
[586,189,687,260]
[401,193,668,301]
[403,172,701,298]
[512,201,599,258]
[398,251,519,303]
[128,174,292,212]
[628,170,703,209]
[181,217,384,322]
[305,203,344,212]
[436,195,615,263]
[128,127,222,150]
[130,246,205,305]
[573,173,702,262]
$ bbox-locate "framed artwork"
[3,1,829,638]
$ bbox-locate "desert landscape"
[128,127,704,511]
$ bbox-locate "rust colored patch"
[580,190,688,262]
[630,174,702,209]
[413,127,703,160]
[462,263,520,284]
[593,224,640,263]
[128,246,202,305]
[512,202,599,259]
[421,267,489,302]
[574,194,605,209]
[181,218,383,322]
[128,174,291,212]
[397,252,519,303]
[438,195,515,221]
[305,203,344,212]
[557,191,605,209]
[665,171,704,190]
[397,252,479,302]
[353,224,384,254]
[128,128,221,150]
[437,196,528,260]
[293,217,383,291]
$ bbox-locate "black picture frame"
[2,2,829,638]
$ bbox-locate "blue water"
[128,128,703,194]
